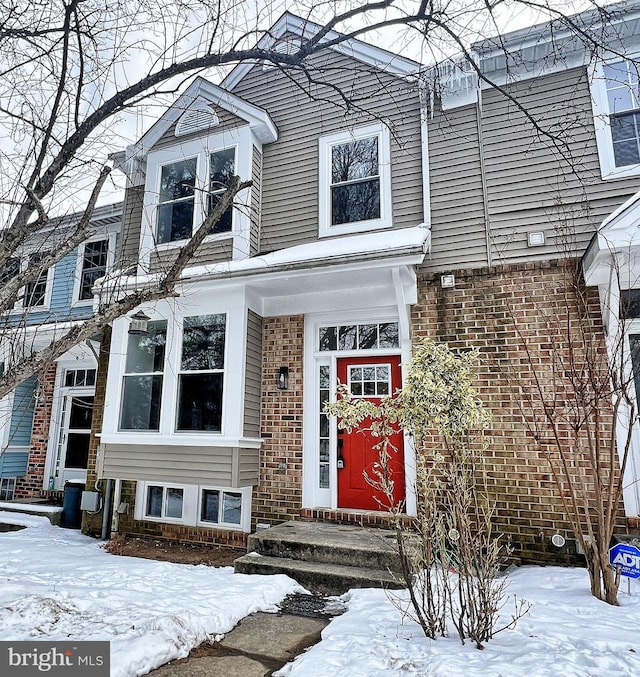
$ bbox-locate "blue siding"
[0,451,28,477]
[8,376,36,447]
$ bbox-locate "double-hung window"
[604,60,640,168]
[0,253,51,310]
[318,123,392,236]
[157,158,197,244]
[78,239,109,301]
[177,314,226,432]
[208,148,235,234]
[156,148,237,245]
[119,320,167,430]
[24,252,50,308]
[591,57,640,178]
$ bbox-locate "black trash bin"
[61,482,85,529]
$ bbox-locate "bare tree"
[0,0,625,397]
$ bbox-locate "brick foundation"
[15,362,57,499]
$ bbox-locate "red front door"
[336,355,405,511]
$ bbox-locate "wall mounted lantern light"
[277,366,289,390]
[128,310,151,336]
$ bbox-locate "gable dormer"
[120,79,276,275]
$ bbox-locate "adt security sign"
[609,542,640,578]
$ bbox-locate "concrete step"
[247,520,402,572]
[234,553,405,595]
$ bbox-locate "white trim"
[139,128,253,272]
[134,480,251,532]
[318,123,392,237]
[130,78,276,163]
[44,355,98,491]
[303,308,414,513]
[419,85,432,230]
[223,12,420,92]
[102,290,248,445]
[589,56,640,181]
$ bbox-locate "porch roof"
[582,190,640,287]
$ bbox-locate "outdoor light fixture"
[527,231,545,247]
[441,274,455,288]
[128,310,150,336]
[277,366,289,390]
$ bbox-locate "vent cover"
[175,100,220,137]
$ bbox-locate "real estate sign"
[609,543,640,579]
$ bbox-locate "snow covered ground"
[0,511,302,676]
[2,510,640,677]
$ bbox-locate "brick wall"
[83,326,111,536]
[412,258,628,563]
[251,315,305,528]
[15,362,57,499]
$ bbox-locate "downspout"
[110,479,123,536]
[100,479,114,540]
[475,79,493,266]
[418,81,432,234]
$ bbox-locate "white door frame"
[302,308,416,515]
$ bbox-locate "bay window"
[119,320,167,430]
[177,314,226,432]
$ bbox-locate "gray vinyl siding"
[243,309,263,438]
[152,108,246,151]
[232,51,424,252]
[423,66,640,274]
[118,185,145,269]
[250,147,262,257]
[150,237,234,269]
[237,447,259,486]
[427,102,488,269]
[102,443,259,487]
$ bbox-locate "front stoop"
[234,520,406,594]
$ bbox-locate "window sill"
[318,218,392,238]
[600,162,640,181]
[155,231,234,250]
[102,432,262,448]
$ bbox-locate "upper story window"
[0,253,52,310]
[318,123,392,237]
[156,148,236,245]
[77,238,109,302]
[157,158,197,244]
[591,57,640,179]
[208,148,235,234]
[604,61,640,168]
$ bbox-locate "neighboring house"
[84,4,640,562]
[0,203,121,501]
